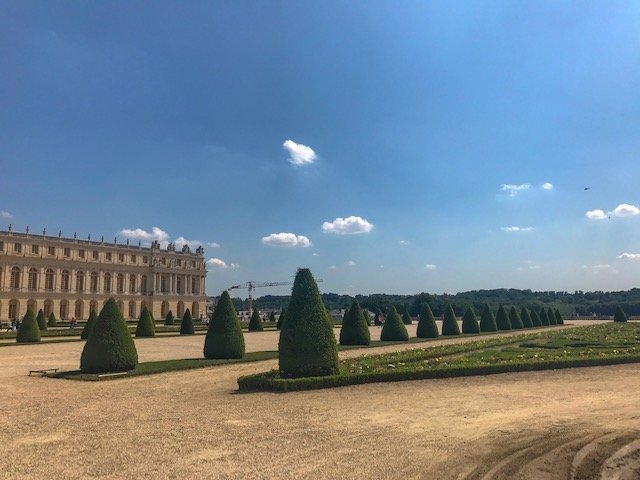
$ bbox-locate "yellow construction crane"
[227,279,323,314]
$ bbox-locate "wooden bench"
[28,368,58,376]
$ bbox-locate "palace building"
[0,228,207,324]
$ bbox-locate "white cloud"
[261,232,311,248]
[119,226,169,241]
[424,264,437,270]
[618,253,640,260]
[500,183,531,197]
[399,240,409,245]
[328,265,337,270]
[206,242,220,248]
[206,258,238,269]
[585,209,607,220]
[322,216,374,235]
[541,182,553,190]
[0,211,12,219]
[283,139,317,166]
[611,203,640,217]
[501,226,534,232]
[582,264,612,270]
[174,236,203,249]
[347,260,356,267]
[312,252,319,257]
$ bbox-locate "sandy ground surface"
[1,321,639,479]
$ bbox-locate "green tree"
[248,308,264,332]
[278,269,339,378]
[47,312,57,328]
[547,307,557,326]
[614,306,628,323]
[530,309,542,327]
[417,303,439,338]
[80,298,138,373]
[480,304,497,332]
[81,308,98,340]
[135,306,155,337]
[180,308,195,335]
[381,305,409,341]
[164,310,175,326]
[402,308,413,325]
[276,306,286,330]
[36,309,47,331]
[339,300,371,346]
[495,305,512,331]
[539,308,550,326]
[16,307,41,343]
[461,307,480,334]
[509,306,524,329]
[204,290,245,359]
[520,307,533,328]
[442,303,461,336]
[554,309,564,325]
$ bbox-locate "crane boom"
[227,279,323,314]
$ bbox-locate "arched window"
[10,267,21,290]
[61,270,70,291]
[117,274,124,293]
[75,300,84,319]
[89,300,98,316]
[191,277,198,294]
[176,276,183,294]
[60,300,68,320]
[161,275,168,293]
[128,301,136,318]
[129,275,136,293]
[45,269,55,291]
[44,299,53,318]
[9,299,19,320]
[28,268,38,290]
[141,275,147,294]
[76,271,85,292]
[90,272,98,293]
[104,273,112,293]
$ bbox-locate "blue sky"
[2,1,640,297]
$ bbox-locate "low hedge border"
[237,354,640,392]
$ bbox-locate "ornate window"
[117,274,124,293]
[129,274,136,293]
[140,275,147,294]
[61,270,70,291]
[90,272,98,292]
[76,271,85,292]
[10,267,21,290]
[28,268,38,290]
[45,269,55,291]
[104,273,112,293]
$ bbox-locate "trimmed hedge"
[442,303,461,336]
[36,309,47,331]
[380,306,409,341]
[547,307,557,326]
[180,308,195,335]
[417,303,439,338]
[555,309,564,325]
[248,308,264,332]
[81,308,97,340]
[495,305,512,331]
[204,290,245,359]
[16,307,41,343]
[402,308,412,325]
[539,308,550,326]
[47,312,58,328]
[276,307,286,330]
[480,304,497,332]
[509,306,524,329]
[614,306,628,323]
[520,307,533,329]
[136,306,156,337]
[80,298,138,373]
[362,309,372,326]
[530,309,542,327]
[164,311,175,326]
[339,300,371,346]
[461,307,480,334]
[278,268,339,378]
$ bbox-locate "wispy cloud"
[586,203,640,220]
[424,264,437,270]
[283,139,317,166]
[582,264,613,272]
[174,237,203,249]
[501,226,534,232]
[541,182,553,190]
[322,216,374,235]
[399,240,409,245]
[618,253,640,260]
[346,260,356,267]
[206,242,220,248]
[206,258,238,269]
[500,183,531,197]
[0,211,12,219]
[328,265,337,270]
[119,227,169,241]
[261,232,311,248]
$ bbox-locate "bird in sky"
[584,187,591,191]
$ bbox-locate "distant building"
[0,228,207,324]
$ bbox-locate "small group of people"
[7,319,21,332]
[69,317,77,328]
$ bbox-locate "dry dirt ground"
[2,321,639,480]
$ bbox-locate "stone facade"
[0,229,207,324]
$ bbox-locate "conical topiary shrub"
[381,305,409,341]
[164,310,175,326]
[278,268,339,378]
[80,298,138,373]
[530,309,542,327]
[462,307,480,334]
[442,304,461,336]
[36,309,47,331]
[362,309,372,326]
[47,312,57,327]
[614,306,628,323]
[555,309,564,325]
[480,304,497,332]
[509,306,524,329]
[520,307,533,328]
[204,290,245,359]
[495,305,512,331]
[16,307,41,343]
[180,308,195,335]
[276,306,286,330]
[269,311,276,323]
[547,307,557,326]
[339,300,371,346]
[248,308,264,332]
[135,306,155,337]
[539,308,550,326]
[81,308,98,340]
[417,303,439,338]
[402,308,412,325]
